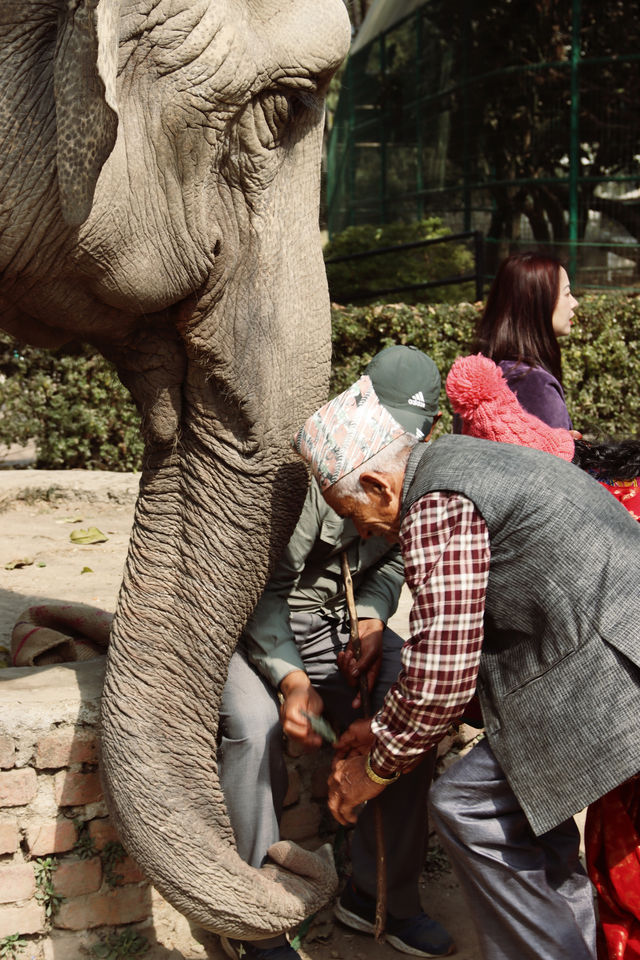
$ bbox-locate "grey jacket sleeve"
[354,545,405,623]
[242,489,321,689]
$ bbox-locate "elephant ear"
[53,0,119,227]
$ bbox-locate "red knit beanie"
[446,354,575,462]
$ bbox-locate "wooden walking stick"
[340,551,387,941]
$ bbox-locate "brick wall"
[0,659,338,960]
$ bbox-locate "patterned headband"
[292,375,405,490]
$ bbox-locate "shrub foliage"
[324,219,476,306]
[0,335,143,471]
[0,292,638,470]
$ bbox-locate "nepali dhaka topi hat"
[292,375,406,491]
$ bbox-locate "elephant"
[0,0,350,940]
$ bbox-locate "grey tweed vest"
[402,435,640,835]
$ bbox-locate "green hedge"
[0,335,143,471]
[330,293,640,439]
[0,292,638,470]
[324,219,476,306]
[561,294,640,439]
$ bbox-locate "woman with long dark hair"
[472,251,579,429]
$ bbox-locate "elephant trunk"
[100,427,337,938]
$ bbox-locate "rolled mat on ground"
[11,602,113,666]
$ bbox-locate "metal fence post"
[462,0,472,233]
[380,34,387,223]
[568,0,582,283]
[416,9,425,222]
[347,58,356,228]
[474,231,484,302]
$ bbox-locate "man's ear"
[359,472,394,503]
[425,411,442,442]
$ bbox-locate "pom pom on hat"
[445,353,506,419]
[446,354,575,462]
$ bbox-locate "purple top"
[498,360,573,430]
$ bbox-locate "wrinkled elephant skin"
[0,0,350,938]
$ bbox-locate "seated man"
[218,345,454,960]
[292,374,640,960]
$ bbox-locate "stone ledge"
[0,655,335,959]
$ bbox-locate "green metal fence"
[326,0,640,289]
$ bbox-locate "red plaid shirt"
[370,492,490,776]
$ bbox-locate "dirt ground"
[0,461,482,958]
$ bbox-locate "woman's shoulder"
[497,360,570,429]
[498,360,564,390]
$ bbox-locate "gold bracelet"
[365,753,401,785]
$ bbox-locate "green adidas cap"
[365,344,441,439]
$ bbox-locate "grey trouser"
[218,610,435,919]
[429,737,597,960]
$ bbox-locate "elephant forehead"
[123,2,251,97]
[121,0,348,103]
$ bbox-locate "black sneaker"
[334,881,455,958]
[220,936,302,960]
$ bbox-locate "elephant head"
[0,0,350,938]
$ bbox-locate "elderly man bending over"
[292,374,640,960]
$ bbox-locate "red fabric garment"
[587,489,640,960]
[369,493,489,776]
[602,480,640,523]
[586,776,640,960]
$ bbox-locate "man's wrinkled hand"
[337,618,384,709]
[333,718,375,760]
[279,671,324,750]
[328,754,385,826]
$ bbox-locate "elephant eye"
[225,85,324,187]
[251,89,321,150]
[257,92,289,149]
